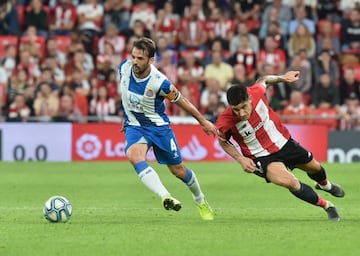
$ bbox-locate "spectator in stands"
[24,0,49,38]
[49,0,77,36]
[61,83,88,117]
[257,36,287,75]
[15,49,41,85]
[200,78,227,113]
[129,0,156,31]
[259,5,288,41]
[286,52,312,100]
[7,68,30,104]
[98,41,122,69]
[157,50,178,86]
[76,0,104,54]
[54,92,83,122]
[34,66,61,96]
[1,44,16,80]
[317,0,342,22]
[67,67,91,98]
[262,63,292,112]
[43,55,66,87]
[289,4,316,35]
[316,19,340,56]
[262,0,292,37]
[90,86,116,122]
[338,93,360,131]
[282,90,312,125]
[311,73,340,109]
[178,4,208,52]
[103,0,131,32]
[183,0,206,20]
[23,83,35,116]
[124,19,151,39]
[177,51,204,87]
[162,0,180,27]
[66,43,94,79]
[33,82,59,121]
[204,50,234,91]
[6,93,31,122]
[204,38,230,66]
[340,9,360,53]
[231,0,261,21]
[0,0,20,35]
[339,67,360,105]
[122,35,138,61]
[288,23,316,61]
[152,6,178,46]
[20,26,46,61]
[154,36,177,68]
[229,35,257,81]
[230,22,259,56]
[98,23,126,55]
[203,91,222,122]
[45,37,67,68]
[314,49,339,86]
[227,64,253,88]
[206,7,235,49]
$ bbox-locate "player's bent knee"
[168,164,186,179]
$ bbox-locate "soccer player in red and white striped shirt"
[216,71,345,221]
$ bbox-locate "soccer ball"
[43,195,72,223]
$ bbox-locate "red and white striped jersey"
[216,83,291,159]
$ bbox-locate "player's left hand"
[201,120,218,137]
[283,71,300,83]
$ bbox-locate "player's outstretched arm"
[256,71,300,87]
[175,95,217,137]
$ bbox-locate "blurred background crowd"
[0,0,360,130]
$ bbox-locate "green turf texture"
[0,162,358,256]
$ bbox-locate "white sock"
[138,167,170,198]
[186,171,205,204]
[319,181,332,191]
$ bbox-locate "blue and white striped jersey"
[118,59,177,127]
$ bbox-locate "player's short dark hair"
[226,85,249,106]
[133,37,156,58]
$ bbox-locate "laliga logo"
[76,134,102,160]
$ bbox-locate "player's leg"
[151,127,214,219]
[296,159,345,197]
[266,162,340,221]
[167,164,214,220]
[125,127,175,206]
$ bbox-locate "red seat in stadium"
[54,35,72,53]
[0,35,19,56]
[312,108,339,130]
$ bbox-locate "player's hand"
[201,120,217,137]
[283,71,300,83]
[239,157,256,173]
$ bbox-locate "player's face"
[231,99,252,121]
[131,47,154,78]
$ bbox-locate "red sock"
[318,179,328,186]
[316,196,327,208]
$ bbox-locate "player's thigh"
[152,129,182,165]
[266,162,300,190]
[124,127,149,162]
[296,158,322,174]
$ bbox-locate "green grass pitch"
[0,162,359,256]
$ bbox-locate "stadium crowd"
[0,0,360,130]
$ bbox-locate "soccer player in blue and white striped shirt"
[118,37,216,220]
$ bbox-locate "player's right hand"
[201,120,217,137]
[239,157,256,173]
[283,71,300,83]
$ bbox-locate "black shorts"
[253,138,313,182]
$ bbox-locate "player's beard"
[133,63,150,78]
